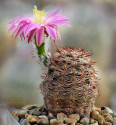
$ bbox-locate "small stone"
[50,119,62,125]
[28,109,35,114]
[48,116,54,120]
[17,110,27,116]
[32,110,42,116]
[29,117,38,123]
[26,115,33,121]
[20,119,29,125]
[64,117,77,125]
[80,117,89,125]
[12,110,19,115]
[91,123,98,125]
[80,114,86,119]
[22,104,37,110]
[90,111,99,120]
[57,113,67,120]
[38,115,48,119]
[75,123,83,125]
[26,114,38,123]
[68,114,80,122]
[92,106,101,113]
[104,115,113,123]
[48,113,54,117]
[37,118,49,125]
[97,115,105,125]
[104,121,112,125]
[42,111,48,116]
[101,107,113,115]
[90,118,98,124]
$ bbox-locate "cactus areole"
[40,47,98,116]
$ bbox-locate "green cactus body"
[40,47,98,116]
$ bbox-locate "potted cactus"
[8,6,115,125]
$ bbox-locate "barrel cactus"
[40,47,99,116]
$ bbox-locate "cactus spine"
[40,47,98,116]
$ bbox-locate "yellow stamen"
[33,6,46,23]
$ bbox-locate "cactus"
[40,47,99,116]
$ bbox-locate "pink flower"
[8,6,70,47]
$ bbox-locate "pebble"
[38,115,48,119]
[69,114,80,122]
[22,104,37,110]
[29,117,38,123]
[92,106,101,113]
[49,113,54,117]
[91,111,99,120]
[101,107,113,115]
[17,110,27,116]
[31,110,42,116]
[50,119,62,125]
[37,118,49,125]
[104,121,112,125]
[64,117,77,125]
[48,116,54,120]
[57,113,67,121]
[97,115,105,125]
[20,119,29,125]
[80,117,89,125]
[91,123,98,125]
[26,114,38,123]
[90,118,98,124]
[104,115,113,123]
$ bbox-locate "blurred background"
[0,0,116,112]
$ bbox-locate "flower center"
[33,6,46,23]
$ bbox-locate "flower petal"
[24,23,41,37]
[45,25,56,41]
[36,27,44,46]
[48,19,70,26]
[45,8,61,20]
[16,23,27,38]
[28,29,36,43]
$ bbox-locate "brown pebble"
[68,114,80,122]
[80,117,89,125]
[49,112,54,117]
[104,121,112,125]
[38,115,48,119]
[27,115,38,123]
[64,117,77,125]
[98,115,105,125]
[27,115,33,121]
[38,118,49,125]
[29,117,38,123]
[50,119,62,125]
[17,110,27,116]
[90,118,98,124]
[91,111,99,120]
[22,104,37,110]
[12,110,18,115]
[91,123,98,125]
[57,113,67,121]
[104,115,113,123]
